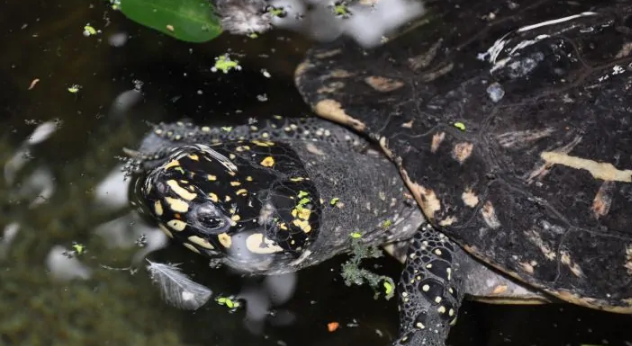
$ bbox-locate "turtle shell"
[296,0,632,312]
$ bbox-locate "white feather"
[146,260,212,310]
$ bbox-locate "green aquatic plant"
[113,0,223,43]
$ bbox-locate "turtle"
[291,0,632,343]
[128,115,543,299]
[127,114,552,341]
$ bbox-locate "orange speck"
[327,322,339,332]
[28,78,40,90]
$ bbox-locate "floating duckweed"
[211,55,242,74]
[330,197,340,206]
[216,295,242,312]
[453,122,466,131]
[267,6,286,17]
[83,24,97,37]
[67,84,82,93]
[333,2,351,17]
[72,242,86,255]
[383,280,394,296]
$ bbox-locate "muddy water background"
[0,1,631,345]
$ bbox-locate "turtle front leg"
[391,223,465,346]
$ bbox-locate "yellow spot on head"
[188,235,214,249]
[154,200,163,216]
[292,207,311,220]
[166,180,197,201]
[164,197,189,213]
[209,192,219,202]
[236,189,248,196]
[246,176,253,181]
[245,233,284,254]
[230,181,241,186]
[164,160,180,170]
[218,233,232,248]
[231,214,241,222]
[208,174,217,181]
[261,156,275,167]
[167,219,187,232]
[188,154,199,161]
[292,219,312,233]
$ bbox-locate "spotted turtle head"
[131,140,321,274]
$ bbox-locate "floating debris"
[28,78,40,90]
[146,260,212,310]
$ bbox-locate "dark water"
[1,1,631,346]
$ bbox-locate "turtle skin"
[297,0,632,324]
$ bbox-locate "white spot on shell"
[486,82,505,103]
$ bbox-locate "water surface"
[0,1,630,346]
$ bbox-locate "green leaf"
[120,0,222,43]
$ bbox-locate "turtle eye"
[198,213,224,230]
[191,203,230,235]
